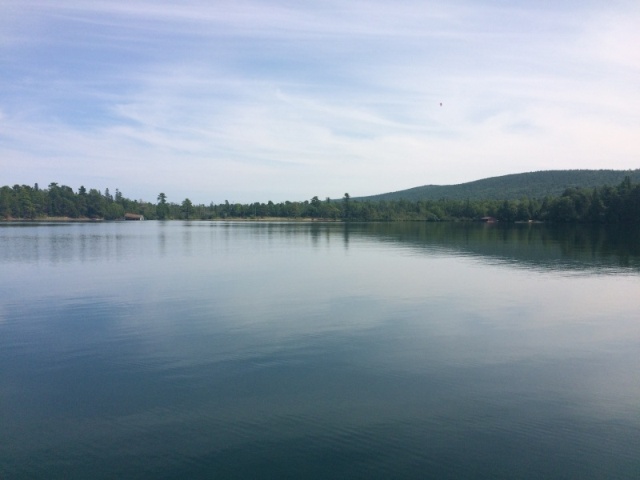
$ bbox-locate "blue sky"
[1,0,639,204]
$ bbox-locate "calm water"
[1,221,639,479]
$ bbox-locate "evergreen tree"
[157,192,169,219]
[181,198,193,219]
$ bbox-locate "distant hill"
[356,169,640,202]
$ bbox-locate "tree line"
[2,178,640,223]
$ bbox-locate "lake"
[1,221,639,479]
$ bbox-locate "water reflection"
[2,221,638,274]
[348,222,640,274]
[1,221,639,479]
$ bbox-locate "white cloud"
[1,1,639,202]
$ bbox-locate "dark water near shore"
[1,221,639,479]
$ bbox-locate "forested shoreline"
[2,177,640,223]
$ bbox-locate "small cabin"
[124,213,144,221]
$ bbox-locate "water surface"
[1,222,639,479]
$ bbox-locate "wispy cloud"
[1,0,639,203]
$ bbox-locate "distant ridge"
[356,169,640,202]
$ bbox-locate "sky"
[1,0,639,204]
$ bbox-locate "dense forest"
[358,169,640,202]
[2,177,640,223]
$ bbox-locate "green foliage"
[358,169,640,202]
[157,192,169,219]
[2,175,640,223]
[181,198,194,219]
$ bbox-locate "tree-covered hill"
[2,173,640,223]
[357,169,640,202]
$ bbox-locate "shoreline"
[0,216,104,222]
[0,216,341,223]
